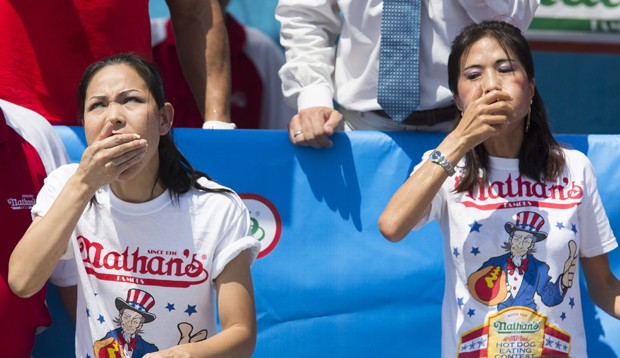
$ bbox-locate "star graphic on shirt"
[555,340,562,349]
[555,222,564,230]
[569,297,575,308]
[469,341,476,350]
[571,223,578,234]
[453,247,460,258]
[185,305,198,316]
[560,312,567,321]
[165,303,176,312]
[470,247,480,256]
[476,339,485,348]
[457,297,464,309]
[467,308,475,317]
[546,337,553,346]
[86,355,91,358]
[469,220,482,232]
[97,314,105,324]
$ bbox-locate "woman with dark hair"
[9,53,259,358]
[379,21,619,357]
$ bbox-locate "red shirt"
[0,0,151,125]
[0,110,50,357]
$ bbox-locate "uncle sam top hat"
[115,288,156,323]
[504,210,548,242]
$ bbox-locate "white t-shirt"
[33,164,260,358]
[415,148,617,358]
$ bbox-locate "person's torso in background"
[0,0,151,125]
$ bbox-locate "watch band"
[430,149,456,176]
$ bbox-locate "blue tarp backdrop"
[33,129,620,357]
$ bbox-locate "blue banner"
[34,128,620,357]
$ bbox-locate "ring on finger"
[293,130,303,138]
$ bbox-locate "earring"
[525,109,531,133]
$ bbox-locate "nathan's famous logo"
[78,235,209,287]
[456,174,583,210]
[7,194,36,210]
[240,194,281,259]
[493,320,541,334]
[459,307,571,357]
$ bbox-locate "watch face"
[431,150,440,160]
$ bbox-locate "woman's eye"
[464,71,481,80]
[498,61,517,73]
[88,102,105,111]
[124,96,143,104]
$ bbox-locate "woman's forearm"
[8,174,94,297]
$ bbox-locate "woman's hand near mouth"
[75,121,148,193]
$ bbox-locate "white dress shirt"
[277,0,539,113]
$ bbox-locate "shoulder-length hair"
[77,53,229,201]
[447,21,565,192]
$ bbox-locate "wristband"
[202,121,237,130]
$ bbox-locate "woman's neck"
[110,162,165,203]
[483,125,524,158]
[111,179,165,203]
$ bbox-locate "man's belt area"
[372,104,459,126]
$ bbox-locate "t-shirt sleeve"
[211,194,261,280]
[49,256,78,287]
[31,164,76,219]
[577,155,618,257]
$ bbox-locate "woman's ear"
[453,95,463,112]
[159,102,174,135]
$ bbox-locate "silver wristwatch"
[430,150,456,176]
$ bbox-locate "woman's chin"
[116,164,143,182]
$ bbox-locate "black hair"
[447,21,565,193]
[77,53,229,201]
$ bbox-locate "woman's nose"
[482,72,501,93]
[105,102,124,125]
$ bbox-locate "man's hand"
[288,106,343,149]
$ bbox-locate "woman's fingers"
[105,144,148,171]
[95,121,115,141]
[78,134,148,186]
[479,89,512,105]
[99,135,147,159]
